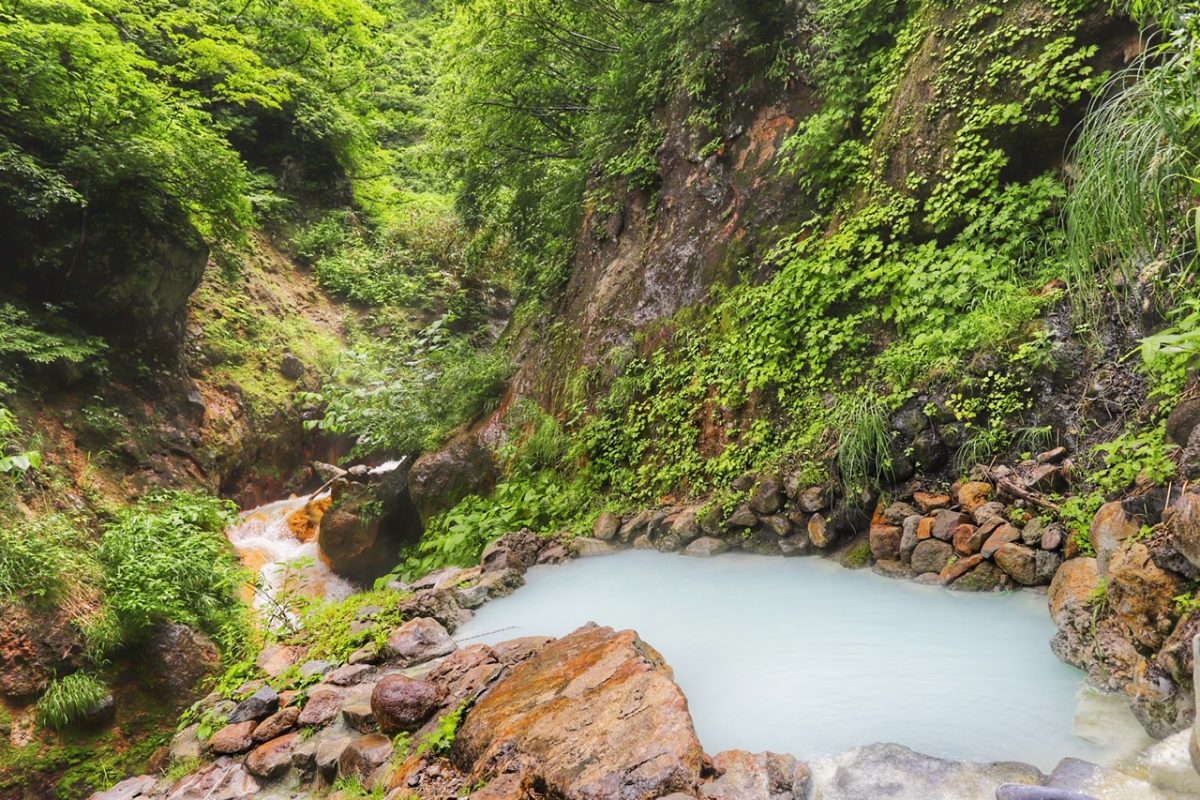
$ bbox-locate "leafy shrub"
[304,321,511,456]
[0,406,41,477]
[35,673,109,730]
[394,473,592,580]
[97,491,245,651]
[0,304,107,373]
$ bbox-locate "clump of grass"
[1064,15,1200,317]
[835,392,893,489]
[35,673,109,730]
[0,514,93,609]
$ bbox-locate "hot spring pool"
[453,550,1152,770]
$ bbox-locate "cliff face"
[503,0,1136,419]
[507,58,818,410]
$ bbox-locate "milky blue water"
[454,550,1149,770]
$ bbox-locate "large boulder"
[141,623,220,708]
[318,466,423,583]
[1167,492,1200,571]
[371,674,445,733]
[452,624,705,799]
[409,432,498,525]
[383,617,457,665]
[1107,541,1185,650]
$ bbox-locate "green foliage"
[332,776,386,800]
[35,673,109,730]
[1142,297,1200,400]
[834,393,894,489]
[0,514,92,608]
[0,406,42,477]
[396,473,590,579]
[303,320,511,456]
[1065,1,1200,314]
[280,589,407,667]
[416,702,466,758]
[96,491,246,653]
[0,304,106,373]
[439,0,800,299]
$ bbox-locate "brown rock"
[209,720,257,754]
[807,514,832,548]
[1048,558,1101,628]
[0,601,85,699]
[957,482,992,513]
[593,511,621,541]
[1167,492,1200,570]
[869,524,903,561]
[796,486,831,513]
[246,732,300,780]
[453,624,704,799]
[1107,541,1185,650]
[296,687,345,728]
[947,561,1005,592]
[748,475,784,515]
[339,733,393,780]
[372,674,444,733]
[911,540,954,575]
[981,524,1021,558]
[916,516,935,541]
[994,543,1038,586]
[939,554,984,585]
[252,706,300,742]
[409,432,497,526]
[1041,526,1065,551]
[1090,501,1141,575]
[951,524,985,556]
[930,510,971,541]
[144,623,220,708]
[699,750,809,799]
[158,760,260,799]
[384,617,457,665]
[913,492,951,514]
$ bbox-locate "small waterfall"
[226,492,357,625]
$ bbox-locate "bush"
[304,321,511,456]
[35,673,109,730]
[97,491,245,651]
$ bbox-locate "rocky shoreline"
[92,478,1200,800]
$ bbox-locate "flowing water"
[454,550,1155,772]
[226,493,356,625]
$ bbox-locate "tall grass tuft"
[1064,3,1200,316]
[835,393,894,489]
[35,673,109,730]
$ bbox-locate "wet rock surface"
[453,623,705,799]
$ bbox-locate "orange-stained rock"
[1089,501,1140,576]
[916,516,935,541]
[451,624,704,800]
[288,494,331,543]
[913,492,951,514]
[1107,541,1185,650]
[951,524,984,556]
[208,720,258,754]
[1048,557,1100,627]
[956,482,992,514]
